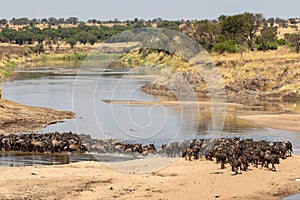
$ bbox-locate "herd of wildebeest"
[0,132,294,174]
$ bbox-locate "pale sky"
[2,0,300,21]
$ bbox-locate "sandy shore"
[0,98,74,134]
[0,156,299,200]
[237,114,300,132]
[102,99,243,107]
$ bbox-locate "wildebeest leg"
[272,163,276,171]
[221,161,225,169]
[261,160,264,169]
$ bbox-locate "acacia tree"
[220,12,263,50]
[255,26,278,50]
[285,33,300,53]
[87,33,98,45]
[65,38,77,49]
[183,20,220,52]
[268,17,275,27]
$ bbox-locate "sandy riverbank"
[102,99,243,107]
[237,114,300,132]
[0,98,74,134]
[0,156,299,200]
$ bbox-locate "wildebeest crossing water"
[0,132,294,174]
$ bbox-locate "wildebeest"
[262,154,280,171]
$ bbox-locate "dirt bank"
[0,98,74,134]
[0,156,299,200]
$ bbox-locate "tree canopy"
[0,14,297,52]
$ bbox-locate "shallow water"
[1,64,300,165]
[0,152,139,167]
[283,194,300,200]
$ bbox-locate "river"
[1,63,300,166]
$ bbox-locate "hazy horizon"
[2,0,300,21]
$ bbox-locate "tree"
[255,27,278,51]
[285,33,300,53]
[76,31,88,44]
[10,18,30,25]
[35,34,46,44]
[78,22,87,30]
[157,20,179,30]
[1,27,17,43]
[66,17,78,25]
[0,19,7,26]
[0,32,4,42]
[48,17,58,25]
[65,38,77,49]
[41,18,48,24]
[57,18,65,24]
[88,19,98,24]
[289,18,298,25]
[183,20,220,51]
[15,30,26,45]
[30,18,39,27]
[275,18,288,28]
[87,33,98,45]
[267,18,275,27]
[220,12,263,50]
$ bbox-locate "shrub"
[277,39,287,46]
[257,42,278,51]
[213,40,238,53]
[266,42,278,50]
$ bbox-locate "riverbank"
[0,44,90,82]
[0,156,299,200]
[120,47,300,101]
[0,98,74,134]
[237,114,300,132]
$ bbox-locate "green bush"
[69,53,88,60]
[257,42,278,50]
[213,40,238,53]
[277,39,287,46]
[266,42,278,50]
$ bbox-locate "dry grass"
[211,46,298,62]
